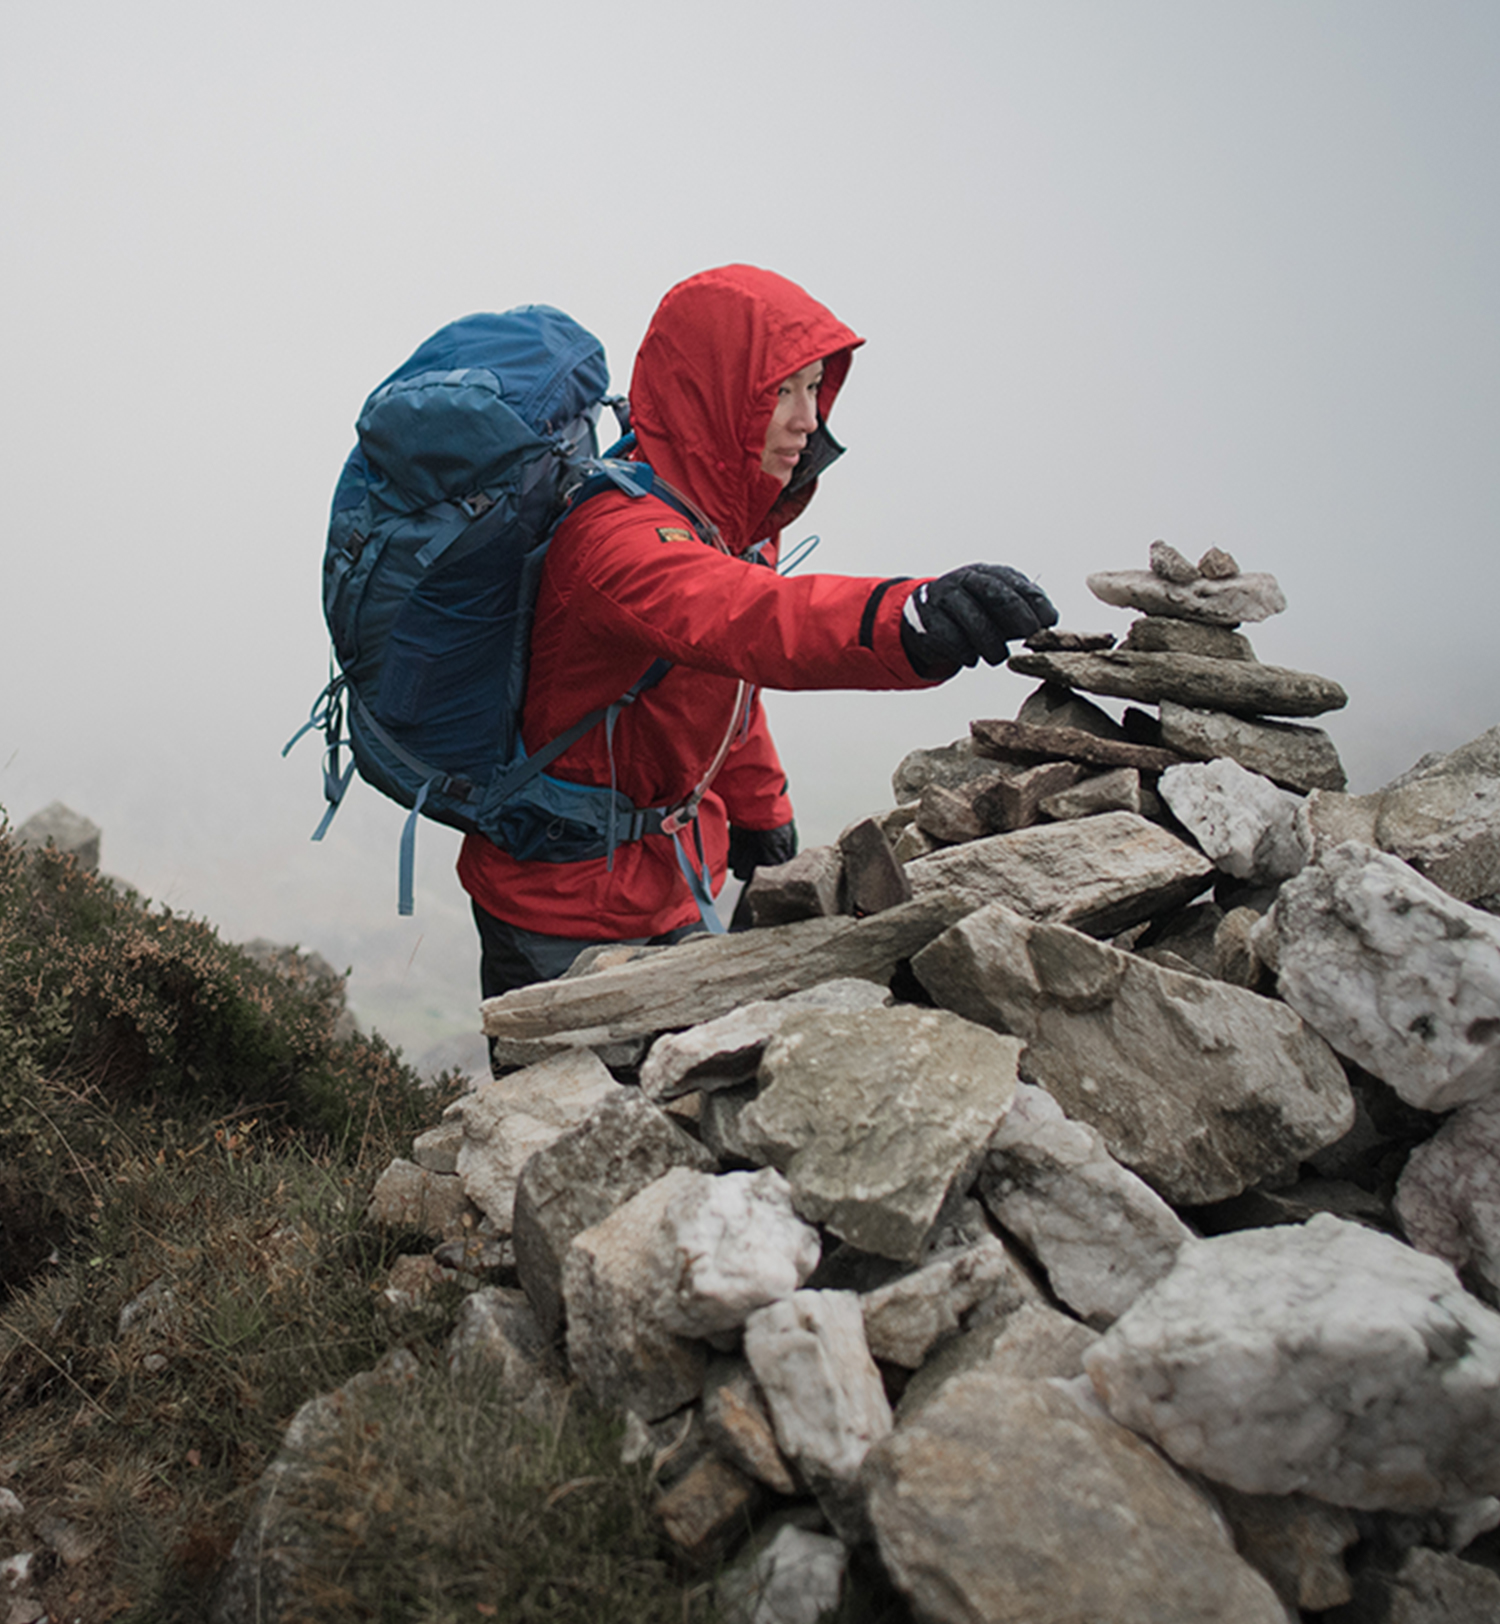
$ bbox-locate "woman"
[458,264,1054,1004]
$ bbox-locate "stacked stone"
[1009,538,1350,797]
[221,570,1500,1623]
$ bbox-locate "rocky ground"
[97,543,1500,1624]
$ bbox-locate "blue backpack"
[286,306,718,916]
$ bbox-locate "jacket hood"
[629,265,864,553]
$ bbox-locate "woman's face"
[760,359,824,485]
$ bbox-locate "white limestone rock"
[978,1083,1193,1326]
[638,978,889,1102]
[1395,1094,1500,1304]
[1086,1214,1500,1511]
[1263,842,1500,1111]
[740,1006,1021,1262]
[907,810,1214,938]
[863,1372,1290,1624]
[1159,757,1309,884]
[445,1049,622,1230]
[914,903,1353,1205]
[716,1523,848,1624]
[651,1168,821,1338]
[743,1290,893,1484]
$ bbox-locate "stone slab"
[1159,701,1347,792]
[914,903,1353,1205]
[906,811,1213,940]
[1008,647,1347,718]
[970,715,1185,773]
[1121,617,1256,660]
[1087,567,1287,624]
[481,894,970,1046]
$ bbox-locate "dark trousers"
[472,900,708,1071]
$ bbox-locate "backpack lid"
[356,307,608,511]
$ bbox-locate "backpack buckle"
[660,804,697,837]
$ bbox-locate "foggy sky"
[3,1,1497,1062]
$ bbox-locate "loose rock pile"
[224,545,1500,1623]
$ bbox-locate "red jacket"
[458,265,940,939]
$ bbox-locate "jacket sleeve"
[713,690,795,831]
[552,496,941,693]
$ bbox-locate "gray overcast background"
[3,2,1497,1065]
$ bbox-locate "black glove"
[728,820,798,882]
[900,564,1058,678]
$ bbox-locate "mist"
[3,1,1496,1063]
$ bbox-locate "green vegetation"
[0,822,719,1622]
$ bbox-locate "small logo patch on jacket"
[656,526,695,545]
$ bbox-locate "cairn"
[217,544,1500,1624]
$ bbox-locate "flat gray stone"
[1159,701,1347,793]
[914,904,1353,1204]
[482,895,969,1047]
[1264,842,1500,1112]
[970,715,1185,773]
[1121,616,1256,660]
[1087,567,1287,624]
[864,1373,1288,1624]
[741,1006,1021,1262]
[1086,1214,1500,1510]
[1008,647,1347,718]
[512,1092,716,1339]
[907,811,1214,940]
